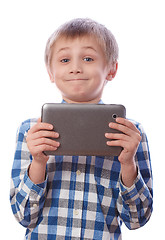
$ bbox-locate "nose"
[69,60,83,74]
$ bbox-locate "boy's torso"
[39,154,121,239]
[23,118,122,239]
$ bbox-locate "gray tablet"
[41,103,126,156]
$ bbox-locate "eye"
[83,57,94,62]
[61,58,70,63]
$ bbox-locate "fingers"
[105,132,130,150]
[109,118,141,136]
[28,118,59,140]
[28,121,54,134]
[29,130,59,141]
[105,118,141,150]
[31,137,60,148]
[26,118,60,160]
[29,139,60,156]
[105,132,130,141]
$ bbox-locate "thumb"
[37,118,41,123]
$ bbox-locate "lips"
[66,78,88,81]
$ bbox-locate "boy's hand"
[105,118,141,187]
[105,118,141,165]
[26,118,60,164]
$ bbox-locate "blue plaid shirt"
[10,104,153,240]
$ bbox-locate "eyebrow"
[56,47,70,54]
[82,46,97,52]
[56,46,97,54]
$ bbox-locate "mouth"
[66,78,88,81]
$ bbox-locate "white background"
[0,0,164,239]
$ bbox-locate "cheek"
[88,66,100,78]
[91,68,106,83]
[52,66,64,80]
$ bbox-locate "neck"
[62,98,103,104]
[63,97,102,104]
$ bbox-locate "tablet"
[41,103,126,156]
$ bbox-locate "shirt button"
[76,170,81,176]
[33,203,38,208]
[74,209,79,216]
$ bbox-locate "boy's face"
[48,36,115,103]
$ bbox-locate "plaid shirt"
[10,109,153,240]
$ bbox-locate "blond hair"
[45,18,119,69]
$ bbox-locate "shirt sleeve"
[116,122,153,230]
[10,119,48,230]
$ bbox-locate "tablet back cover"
[41,103,126,156]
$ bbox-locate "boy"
[10,18,153,240]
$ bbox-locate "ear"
[106,62,118,81]
[46,66,55,83]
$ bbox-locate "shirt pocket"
[94,156,121,189]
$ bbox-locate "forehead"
[51,35,105,55]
